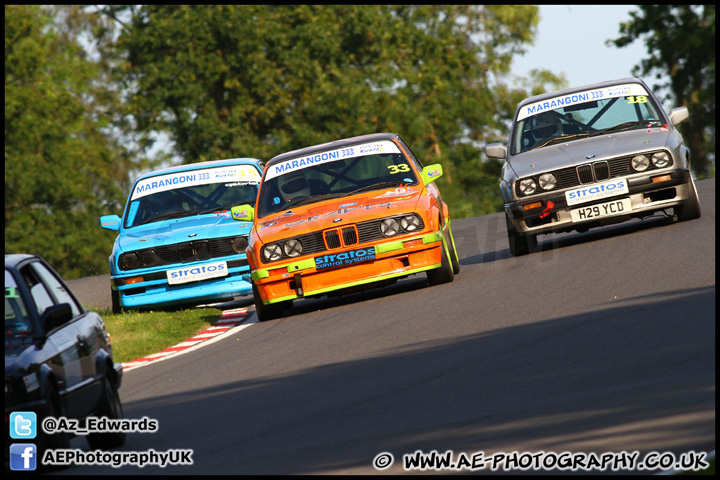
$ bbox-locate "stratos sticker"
[565,178,629,206]
[168,261,228,285]
[314,248,376,270]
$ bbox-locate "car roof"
[266,133,400,168]
[135,157,264,181]
[5,253,36,268]
[516,77,649,110]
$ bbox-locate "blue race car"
[100,158,264,313]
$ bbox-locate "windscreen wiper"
[529,133,592,150]
[590,120,661,136]
[339,181,407,198]
[137,211,191,225]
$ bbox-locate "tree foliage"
[5,5,131,278]
[108,5,551,219]
[609,5,715,177]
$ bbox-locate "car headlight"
[400,215,421,232]
[518,178,537,195]
[262,244,283,262]
[119,252,140,270]
[140,249,158,267]
[231,236,249,254]
[380,218,400,236]
[538,173,556,190]
[652,151,671,168]
[631,154,650,172]
[283,239,303,257]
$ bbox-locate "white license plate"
[167,261,228,285]
[570,198,632,223]
[565,178,629,206]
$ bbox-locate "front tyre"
[506,214,537,256]
[87,375,126,449]
[253,283,290,322]
[676,175,702,221]
[447,226,460,275]
[427,229,455,286]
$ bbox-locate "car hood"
[117,213,252,253]
[255,187,422,244]
[508,128,673,178]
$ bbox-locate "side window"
[20,265,55,317]
[31,262,82,317]
[397,138,424,170]
[5,270,33,335]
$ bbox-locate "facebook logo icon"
[10,443,37,471]
[10,411,37,439]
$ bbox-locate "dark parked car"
[486,77,702,255]
[5,254,125,466]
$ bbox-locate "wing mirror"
[669,106,689,126]
[231,205,255,222]
[486,143,507,159]
[42,303,73,333]
[420,164,443,185]
[100,215,122,231]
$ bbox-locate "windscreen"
[256,140,418,218]
[511,83,665,155]
[124,165,261,228]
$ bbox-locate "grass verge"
[89,307,223,364]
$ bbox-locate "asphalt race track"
[62,179,715,475]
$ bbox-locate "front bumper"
[112,259,253,309]
[253,232,443,304]
[506,169,693,235]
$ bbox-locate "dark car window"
[125,164,262,228]
[5,269,34,337]
[20,265,54,317]
[30,262,82,317]
[258,141,419,218]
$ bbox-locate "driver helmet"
[531,113,562,140]
[278,171,310,202]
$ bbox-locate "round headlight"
[380,218,400,236]
[120,252,140,270]
[538,173,556,190]
[631,155,650,172]
[231,236,249,253]
[140,250,158,267]
[262,243,283,262]
[652,151,671,168]
[518,178,537,195]
[400,215,420,232]
[283,239,303,257]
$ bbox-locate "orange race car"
[231,133,460,321]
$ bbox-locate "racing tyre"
[506,214,537,256]
[111,287,121,314]
[253,283,289,322]
[676,175,702,221]
[447,227,460,275]
[427,230,455,286]
[87,375,126,450]
[44,382,71,451]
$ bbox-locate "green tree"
[609,5,715,177]
[5,5,136,278]
[105,5,553,218]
